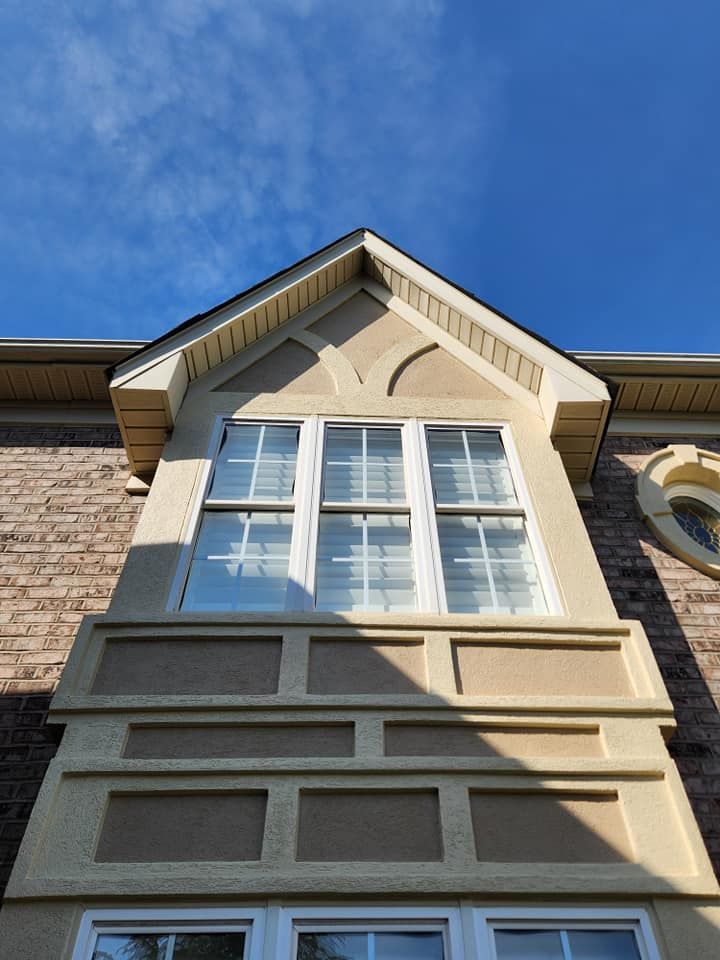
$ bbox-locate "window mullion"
[362,512,370,609]
[248,424,265,501]
[285,417,319,612]
[408,421,445,613]
[164,934,176,960]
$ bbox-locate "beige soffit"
[574,352,720,417]
[109,229,612,479]
[0,339,144,419]
[636,443,720,579]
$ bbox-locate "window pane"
[375,932,444,960]
[427,429,516,506]
[324,427,405,503]
[173,932,246,959]
[315,513,416,612]
[494,929,564,959]
[92,935,169,960]
[567,930,641,959]
[182,511,292,611]
[209,423,298,501]
[436,515,546,614]
[297,933,367,960]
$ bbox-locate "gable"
[308,291,414,381]
[109,229,612,484]
[215,339,336,395]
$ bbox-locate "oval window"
[671,496,720,556]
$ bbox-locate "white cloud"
[0,0,506,336]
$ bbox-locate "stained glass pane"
[671,496,720,555]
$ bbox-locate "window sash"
[171,417,558,616]
[73,907,660,960]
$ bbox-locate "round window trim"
[636,444,720,579]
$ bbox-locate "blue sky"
[1,1,718,351]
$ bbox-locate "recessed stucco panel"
[391,346,507,399]
[91,637,282,696]
[297,790,442,861]
[124,723,354,758]
[95,792,267,862]
[470,791,632,862]
[307,639,427,694]
[214,339,336,394]
[452,642,632,698]
[384,723,603,758]
[309,290,414,381]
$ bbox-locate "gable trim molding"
[109,229,612,481]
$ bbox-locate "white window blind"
[315,426,416,612]
[427,427,546,615]
[181,422,299,612]
[176,419,552,615]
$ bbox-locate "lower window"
[74,908,659,960]
[297,930,444,960]
[91,931,247,959]
[477,910,659,960]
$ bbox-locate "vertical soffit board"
[109,228,611,482]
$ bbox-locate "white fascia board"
[110,231,366,388]
[364,232,610,401]
[363,277,542,417]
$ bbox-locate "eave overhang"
[574,352,720,419]
[108,229,613,482]
[0,339,144,411]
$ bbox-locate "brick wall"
[581,435,720,876]
[0,424,143,895]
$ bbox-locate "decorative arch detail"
[636,444,720,578]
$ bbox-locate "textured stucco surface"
[297,789,443,861]
[452,641,632,697]
[384,722,603,758]
[91,636,283,696]
[95,791,267,862]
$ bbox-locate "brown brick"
[0,425,142,895]
[581,435,720,877]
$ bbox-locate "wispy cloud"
[0,0,506,337]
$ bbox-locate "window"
[74,908,660,960]
[635,444,720,580]
[174,419,554,615]
[71,910,263,960]
[90,931,246,959]
[475,910,660,960]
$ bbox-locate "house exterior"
[1,229,720,958]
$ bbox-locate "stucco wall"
[0,424,142,895]
[580,435,720,876]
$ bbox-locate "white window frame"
[473,907,661,960]
[71,907,265,960]
[276,905,465,960]
[167,415,561,616]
